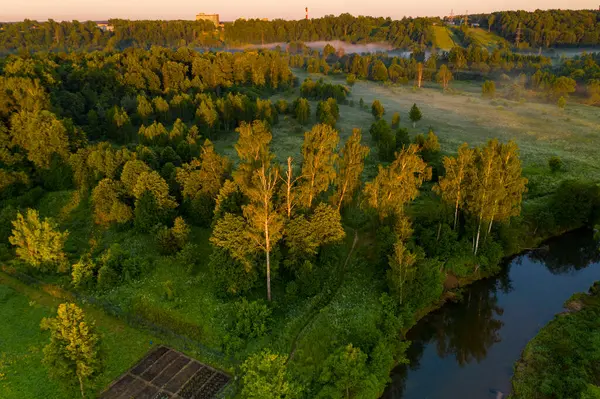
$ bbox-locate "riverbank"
[510,281,600,399]
[383,229,600,399]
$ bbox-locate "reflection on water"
[382,230,600,399]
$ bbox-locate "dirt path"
[287,230,359,362]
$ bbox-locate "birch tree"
[387,241,417,305]
[434,144,475,230]
[297,124,339,209]
[466,140,501,256]
[40,303,100,398]
[212,121,283,301]
[485,140,527,236]
[363,144,431,219]
[331,128,370,210]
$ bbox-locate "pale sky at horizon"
[2,0,598,22]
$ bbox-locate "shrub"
[231,298,272,340]
[240,351,301,399]
[97,265,118,290]
[549,156,563,173]
[71,255,96,288]
[209,248,258,296]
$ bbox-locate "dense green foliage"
[2,17,600,397]
[469,10,600,48]
[511,282,600,399]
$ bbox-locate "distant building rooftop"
[196,13,219,26]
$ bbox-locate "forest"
[1,11,600,398]
[1,9,600,53]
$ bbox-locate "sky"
[2,0,599,22]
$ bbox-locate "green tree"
[331,129,370,210]
[391,112,400,129]
[40,303,101,398]
[482,80,496,98]
[91,179,133,227]
[465,140,527,255]
[549,156,563,173]
[346,73,356,86]
[285,203,345,256]
[409,103,422,128]
[434,144,475,230]
[120,160,151,193]
[558,96,567,109]
[213,121,283,301]
[133,171,178,210]
[293,97,311,125]
[549,76,576,100]
[377,124,396,162]
[395,128,410,150]
[387,241,417,305]
[297,124,339,209]
[318,344,368,399]
[240,351,301,399]
[9,209,69,272]
[316,98,339,127]
[587,80,600,105]
[436,64,453,90]
[371,100,385,119]
[9,110,71,169]
[370,60,389,81]
[364,145,431,219]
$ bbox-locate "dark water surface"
[382,230,600,399]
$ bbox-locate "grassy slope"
[0,273,159,399]
[511,282,600,398]
[433,26,456,50]
[467,27,508,49]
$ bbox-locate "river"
[382,229,600,399]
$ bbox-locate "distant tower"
[305,7,309,20]
[464,10,469,26]
[449,9,454,23]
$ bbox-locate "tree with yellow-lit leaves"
[40,303,101,398]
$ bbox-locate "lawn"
[0,273,160,399]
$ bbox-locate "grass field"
[433,26,456,50]
[466,28,508,49]
[278,70,600,199]
[0,273,160,399]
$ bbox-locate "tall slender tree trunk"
[78,375,85,398]
[474,219,482,256]
[336,180,348,211]
[265,216,271,301]
[285,157,293,218]
[453,196,460,230]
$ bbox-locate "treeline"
[2,10,600,54]
[0,19,221,53]
[466,9,600,48]
[224,14,435,47]
[0,14,436,53]
[295,48,551,85]
[294,45,600,105]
